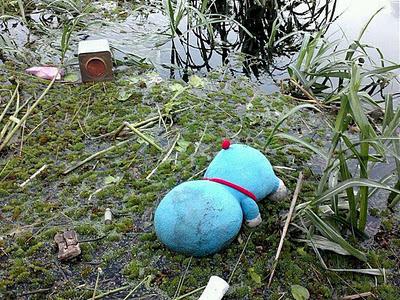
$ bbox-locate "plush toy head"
[204,141,280,201]
[154,141,287,257]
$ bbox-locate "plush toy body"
[154,141,287,257]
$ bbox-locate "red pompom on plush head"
[221,139,231,150]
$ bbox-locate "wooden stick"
[228,232,253,284]
[123,276,152,300]
[19,164,48,188]
[0,86,21,142]
[0,74,57,152]
[93,107,191,140]
[124,122,163,152]
[146,133,180,180]
[18,288,51,296]
[26,117,49,138]
[174,256,192,299]
[174,286,206,300]
[92,268,102,300]
[19,118,26,156]
[112,123,127,139]
[0,160,11,180]
[87,285,131,300]
[0,82,19,124]
[63,139,131,175]
[289,79,318,103]
[267,171,304,287]
[193,124,207,155]
[187,167,207,181]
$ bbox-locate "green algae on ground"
[0,64,399,299]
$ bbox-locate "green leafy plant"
[60,16,82,65]
[291,284,310,300]
[43,0,94,17]
[268,9,400,264]
[286,8,399,104]
[161,0,253,39]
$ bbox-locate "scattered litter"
[198,276,229,300]
[78,39,113,82]
[54,230,81,260]
[104,208,112,225]
[25,66,64,80]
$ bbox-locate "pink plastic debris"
[25,66,64,80]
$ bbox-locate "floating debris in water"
[78,39,113,82]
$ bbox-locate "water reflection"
[0,0,397,93]
[165,0,338,82]
[392,0,400,17]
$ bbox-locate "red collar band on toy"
[202,177,257,201]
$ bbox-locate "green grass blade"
[265,104,319,147]
[338,151,357,230]
[275,133,328,160]
[363,64,400,76]
[305,209,367,262]
[313,178,400,207]
[382,95,394,132]
[268,18,279,49]
[295,34,311,70]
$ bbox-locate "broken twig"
[0,82,19,125]
[146,133,180,180]
[174,286,206,300]
[19,164,48,188]
[124,121,163,152]
[228,232,253,284]
[18,288,52,297]
[0,74,57,152]
[174,256,192,299]
[268,171,304,287]
[87,284,131,300]
[123,275,152,300]
[63,139,131,175]
[92,268,102,300]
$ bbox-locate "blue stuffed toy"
[154,140,287,257]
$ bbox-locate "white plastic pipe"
[198,276,229,300]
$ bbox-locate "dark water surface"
[1,0,398,93]
[84,0,400,92]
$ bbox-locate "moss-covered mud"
[0,64,399,299]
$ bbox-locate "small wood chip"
[54,230,81,260]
